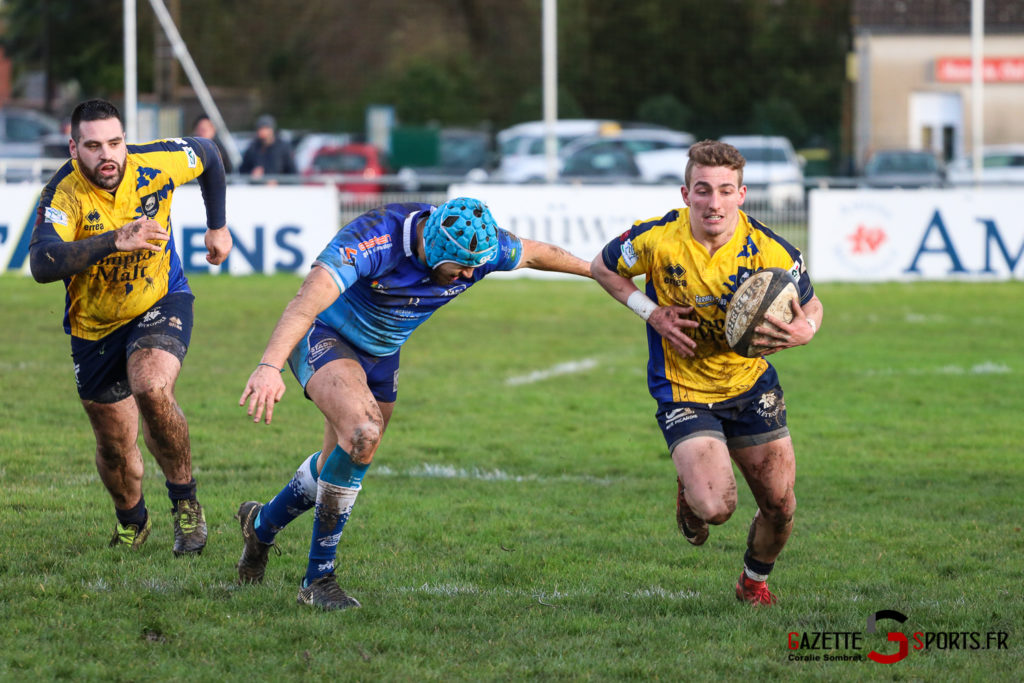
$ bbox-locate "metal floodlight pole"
[971,0,984,184]
[542,0,558,182]
[124,0,139,142]
[147,0,242,168]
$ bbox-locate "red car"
[304,143,389,198]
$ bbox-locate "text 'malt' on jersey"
[601,207,815,404]
[35,138,209,339]
[314,203,523,357]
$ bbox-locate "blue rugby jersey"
[313,203,523,356]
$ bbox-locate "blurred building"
[850,0,1024,170]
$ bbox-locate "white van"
[497,119,640,182]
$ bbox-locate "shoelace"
[176,503,200,533]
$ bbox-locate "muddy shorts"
[288,319,400,403]
[656,365,789,453]
[70,291,194,403]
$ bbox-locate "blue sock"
[253,452,320,544]
[115,495,147,529]
[304,446,370,586]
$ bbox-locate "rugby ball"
[725,268,798,358]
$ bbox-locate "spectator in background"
[239,114,296,183]
[192,114,233,174]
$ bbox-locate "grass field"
[1,273,1022,681]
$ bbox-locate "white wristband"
[806,318,817,335]
[626,290,658,321]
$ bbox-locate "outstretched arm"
[515,238,592,278]
[239,265,341,424]
[590,253,699,358]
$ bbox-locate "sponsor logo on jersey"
[694,294,720,308]
[84,208,104,232]
[663,263,687,287]
[621,239,637,267]
[356,234,392,253]
[341,246,358,265]
[184,146,197,168]
[44,206,69,226]
[442,284,468,297]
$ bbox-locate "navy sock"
[254,452,320,544]
[115,495,148,529]
[303,446,369,586]
[165,478,197,504]
[743,550,775,581]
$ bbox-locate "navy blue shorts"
[656,365,789,453]
[70,291,194,403]
[288,320,400,403]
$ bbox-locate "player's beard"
[80,158,125,191]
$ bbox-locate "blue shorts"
[288,320,400,403]
[656,365,789,452]
[70,291,194,403]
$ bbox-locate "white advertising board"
[449,183,687,273]
[0,184,339,276]
[809,188,1024,281]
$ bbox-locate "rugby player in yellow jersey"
[591,140,823,605]
[29,99,233,556]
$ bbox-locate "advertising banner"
[809,188,1024,281]
[0,184,339,276]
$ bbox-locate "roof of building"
[853,0,1024,33]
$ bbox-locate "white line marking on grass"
[374,463,612,486]
[505,357,598,386]
[396,583,701,602]
[863,362,1011,377]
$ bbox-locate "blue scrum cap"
[422,197,500,268]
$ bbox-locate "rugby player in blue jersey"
[29,99,232,555]
[591,140,823,605]
[236,198,591,609]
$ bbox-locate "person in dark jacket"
[239,114,296,182]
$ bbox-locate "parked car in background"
[720,135,805,208]
[496,119,679,183]
[304,143,389,198]
[0,106,67,157]
[292,132,351,175]
[862,149,945,188]
[558,128,693,182]
[946,144,1024,185]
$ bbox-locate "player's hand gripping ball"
[725,267,798,357]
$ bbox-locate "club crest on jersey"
[140,193,160,218]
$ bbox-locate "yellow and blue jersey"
[32,137,222,340]
[601,207,814,404]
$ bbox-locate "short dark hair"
[70,99,123,142]
[685,139,746,188]
[192,114,213,129]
